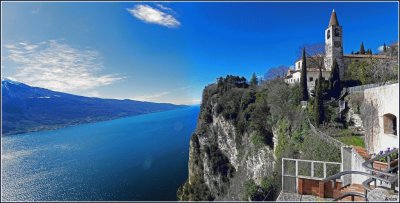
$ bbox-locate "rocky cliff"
[177,77,278,201]
[177,76,342,201]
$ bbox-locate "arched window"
[334,28,340,37]
[383,113,397,135]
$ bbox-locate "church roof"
[328,9,339,27]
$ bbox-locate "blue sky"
[1,1,398,105]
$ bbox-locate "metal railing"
[362,148,398,177]
[347,83,380,94]
[322,148,399,201]
[282,158,342,193]
[308,120,345,148]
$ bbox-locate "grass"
[336,136,365,147]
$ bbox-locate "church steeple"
[328,9,339,27]
[325,9,344,77]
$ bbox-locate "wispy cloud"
[127,4,180,28]
[133,91,171,101]
[4,40,123,94]
[156,3,175,13]
[131,85,200,105]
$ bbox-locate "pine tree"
[383,43,387,52]
[329,59,341,99]
[250,73,258,86]
[300,48,309,101]
[314,66,325,126]
[360,42,365,54]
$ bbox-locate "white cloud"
[127,4,180,28]
[4,40,123,94]
[133,91,170,101]
[156,4,174,13]
[130,85,201,105]
[378,45,384,52]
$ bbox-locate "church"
[285,9,390,91]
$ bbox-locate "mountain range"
[1,79,186,135]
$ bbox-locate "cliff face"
[177,81,276,201]
[177,76,344,201]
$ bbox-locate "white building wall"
[350,148,369,184]
[363,83,399,154]
[285,71,331,92]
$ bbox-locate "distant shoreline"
[2,106,195,137]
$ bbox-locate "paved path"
[276,191,334,202]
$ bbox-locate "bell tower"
[324,9,344,76]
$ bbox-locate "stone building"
[285,10,390,92]
[363,83,399,154]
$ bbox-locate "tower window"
[309,77,313,82]
[383,114,397,135]
[334,28,340,37]
[327,30,331,39]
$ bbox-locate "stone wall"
[363,83,399,153]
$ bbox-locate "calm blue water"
[1,106,199,201]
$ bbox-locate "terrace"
[276,146,399,201]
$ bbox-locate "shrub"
[251,132,265,148]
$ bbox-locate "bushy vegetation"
[243,176,278,201]
[177,178,213,201]
[204,144,236,181]
[181,75,343,201]
[344,58,398,85]
[336,136,365,148]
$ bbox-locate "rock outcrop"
[177,83,276,201]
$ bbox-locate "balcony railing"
[321,148,398,201]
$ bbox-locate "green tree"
[250,73,258,86]
[314,67,325,126]
[300,48,309,101]
[383,43,387,52]
[344,60,370,84]
[329,59,341,99]
[360,42,365,54]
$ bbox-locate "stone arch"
[383,113,397,135]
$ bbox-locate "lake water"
[1,106,199,201]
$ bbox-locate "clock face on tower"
[327,30,331,39]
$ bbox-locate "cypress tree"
[329,59,341,99]
[360,42,365,54]
[300,48,309,101]
[383,43,387,52]
[314,66,325,126]
[250,72,258,86]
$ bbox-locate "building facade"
[363,83,399,154]
[285,10,390,92]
